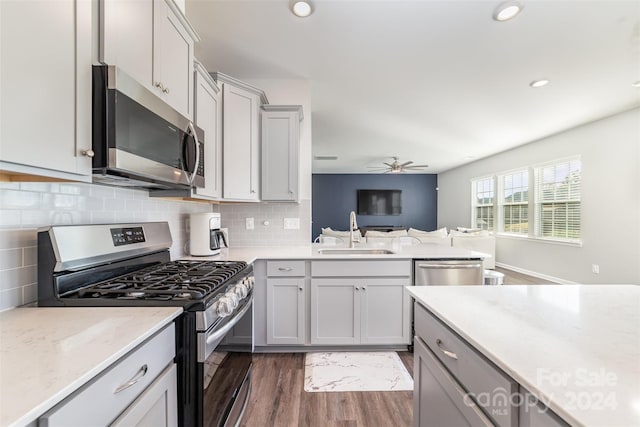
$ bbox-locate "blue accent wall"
[312,174,438,240]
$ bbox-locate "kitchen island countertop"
[0,306,182,427]
[407,284,640,427]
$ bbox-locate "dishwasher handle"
[416,263,483,269]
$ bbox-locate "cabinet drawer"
[267,260,306,277]
[311,260,410,277]
[414,303,517,427]
[414,336,493,427]
[40,324,175,426]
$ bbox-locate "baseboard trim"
[495,262,577,285]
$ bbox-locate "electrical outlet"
[245,217,254,230]
[591,264,600,274]
[283,218,300,229]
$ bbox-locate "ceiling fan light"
[292,1,312,17]
[493,1,523,22]
[530,79,550,88]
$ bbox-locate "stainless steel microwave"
[92,65,204,189]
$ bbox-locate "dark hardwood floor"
[240,352,414,427]
[240,268,547,426]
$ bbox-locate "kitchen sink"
[317,248,395,255]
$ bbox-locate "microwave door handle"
[183,122,200,185]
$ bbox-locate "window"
[534,159,581,240]
[472,177,494,230]
[500,170,528,234]
[471,157,581,243]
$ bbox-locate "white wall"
[438,108,640,284]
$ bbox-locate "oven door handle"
[206,299,252,346]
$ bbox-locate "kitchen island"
[407,285,640,427]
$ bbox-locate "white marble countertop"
[407,285,640,427]
[0,306,183,427]
[182,242,487,264]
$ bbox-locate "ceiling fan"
[367,157,429,173]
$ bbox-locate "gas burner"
[127,291,146,298]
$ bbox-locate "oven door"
[199,297,253,427]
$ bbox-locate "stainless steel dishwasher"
[413,259,484,285]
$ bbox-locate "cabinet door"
[222,84,260,201]
[413,337,493,427]
[267,278,305,345]
[153,0,194,119]
[261,109,300,201]
[111,364,178,427]
[310,279,359,345]
[0,0,92,178]
[193,65,222,199]
[361,278,410,345]
[100,0,154,90]
[519,391,569,427]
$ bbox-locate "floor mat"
[304,351,413,392]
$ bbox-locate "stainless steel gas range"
[37,222,254,427]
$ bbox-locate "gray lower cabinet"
[413,301,570,427]
[111,364,178,427]
[413,335,493,427]
[519,392,569,427]
[310,277,410,345]
[39,325,176,426]
[267,278,305,344]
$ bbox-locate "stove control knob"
[233,283,248,299]
[244,277,254,290]
[226,292,240,307]
[215,296,235,317]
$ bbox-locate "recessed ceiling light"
[530,79,550,88]
[632,81,640,88]
[493,1,523,22]
[292,1,312,17]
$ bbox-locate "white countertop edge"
[6,307,183,427]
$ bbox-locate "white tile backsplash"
[215,200,311,247]
[0,182,212,310]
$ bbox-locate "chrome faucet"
[349,211,358,248]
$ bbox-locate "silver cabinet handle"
[355,287,360,291]
[299,287,303,291]
[81,149,94,158]
[278,267,293,272]
[417,263,482,269]
[154,81,164,91]
[114,364,148,394]
[436,339,458,360]
[163,86,170,94]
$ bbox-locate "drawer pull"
[114,364,148,394]
[278,267,293,272]
[436,339,458,360]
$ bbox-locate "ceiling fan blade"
[404,164,429,169]
[383,162,394,167]
[400,161,413,167]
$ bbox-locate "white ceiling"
[186,0,640,174]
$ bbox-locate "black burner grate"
[75,260,247,301]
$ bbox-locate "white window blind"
[473,177,494,230]
[500,170,528,234]
[534,159,581,241]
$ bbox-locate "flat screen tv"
[357,189,402,215]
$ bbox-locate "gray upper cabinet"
[101,0,198,119]
[0,0,93,181]
[213,73,267,202]
[192,62,222,200]
[261,105,303,202]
